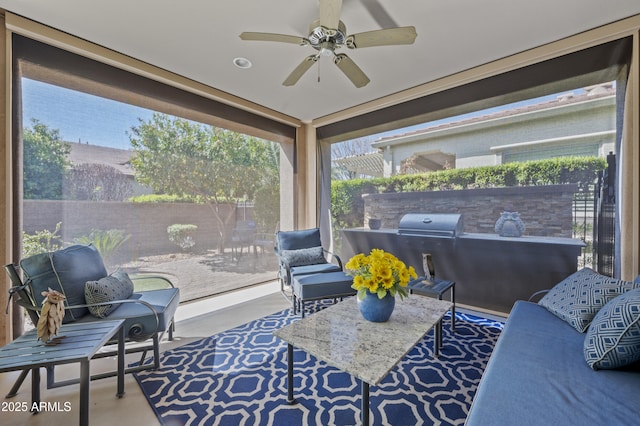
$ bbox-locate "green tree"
[129,113,278,250]
[23,119,71,199]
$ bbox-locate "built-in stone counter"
[340,228,585,314]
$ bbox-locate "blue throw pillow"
[85,269,134,318]
[280,246,325,267]
[539,268,637,333]
[21,244,108,322]
[584,288,640,369]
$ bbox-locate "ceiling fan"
[239,0,417,88]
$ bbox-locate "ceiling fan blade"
[320,0,343,30]
[361,0,398,28]
[240,32,306,45]
[347,26,417,48]
[283,55,318,86]
[334,53,370,88]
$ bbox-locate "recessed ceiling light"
[233,57,252,69]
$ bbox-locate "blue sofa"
[466,269,640,425]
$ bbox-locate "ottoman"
[292,271,356,317]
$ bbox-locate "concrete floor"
[0,281,289,426]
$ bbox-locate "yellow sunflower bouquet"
[345,249,418,300]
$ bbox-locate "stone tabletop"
[274,296,452,386]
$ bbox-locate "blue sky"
[22,76,592,151]
[22,78,155,150]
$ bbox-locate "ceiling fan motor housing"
[308,19,347,51]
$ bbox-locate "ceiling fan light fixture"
[233,57,252,69]
[320,48,333,57]
[319,41,335,57]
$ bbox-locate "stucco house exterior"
[340,83,616,178]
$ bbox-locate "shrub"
[167,224,198,250]
[331,156,607,230]
[74,229,131,264]
[22,222,63,257]
[129,194,205,203]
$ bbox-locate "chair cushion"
[281,246,325,267]
[293,271,356,300]
[584,288,640,370]
[21,244,107,322]
[466,301,640,425]
[290,263,342,276]
[276,228,322,251]
[75,287,180,341]
[85,269,135,318]
[539,267,636,332]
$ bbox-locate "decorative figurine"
[37,288,66,344]
[495,211,526,237]
[422,253,435,282]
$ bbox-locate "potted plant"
[345,249,417,322]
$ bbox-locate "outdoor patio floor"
[0,280,506,426]
[124,249,279,303]
[0,280,288,426]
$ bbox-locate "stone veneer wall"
[363,184,578,237]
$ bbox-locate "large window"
[330,82,616,249]
[15,35,292,303]
[321,37,632,284]
[308,31,632,316]
[328,81,620,313]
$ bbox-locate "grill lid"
[397,213,463,238]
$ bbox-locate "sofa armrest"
[528,289,549,302]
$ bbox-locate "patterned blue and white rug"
[133,302,503,425]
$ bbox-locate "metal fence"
[573,152,616,275]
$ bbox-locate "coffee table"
[274,296,452,425]
[0,320,125,426]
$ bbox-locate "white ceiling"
[1,0,640,123]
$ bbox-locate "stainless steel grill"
[397,213,463,257]
[397,213,463,239]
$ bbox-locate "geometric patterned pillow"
[539,267,637,333]
[280,246,326,267]
[584,288,640,369]
[111,269,135,292]
[85,270,134,318]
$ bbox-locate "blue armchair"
[275,228,343,299]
